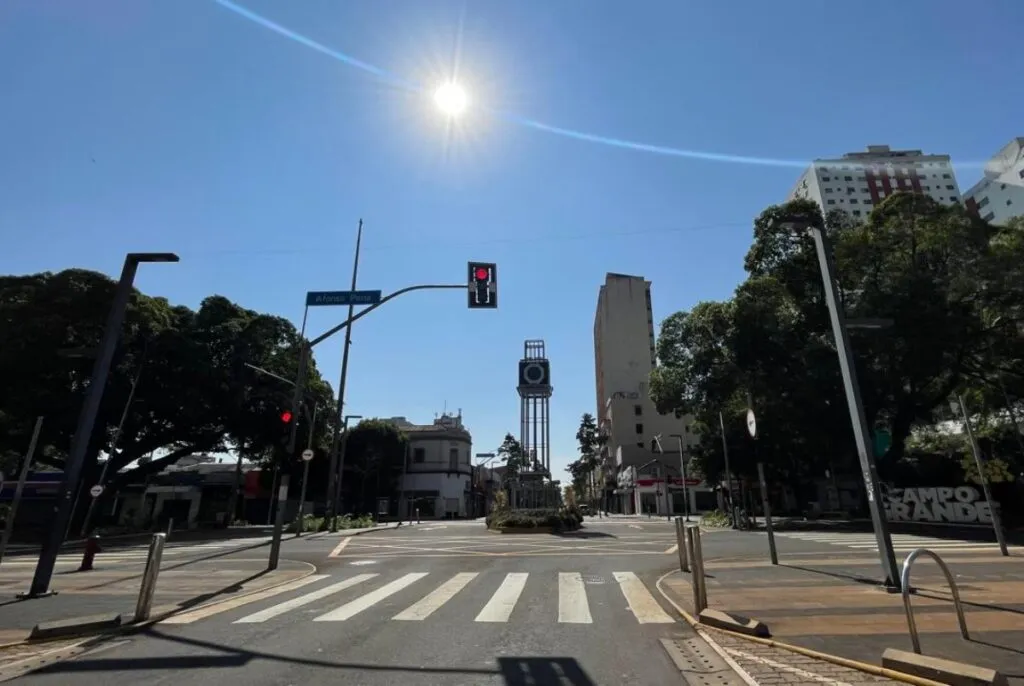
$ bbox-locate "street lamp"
[949,395,1009,556]
[26,252,179,598]
[773,216,900,590]
[329,414,362,532]
[669,433,691,521]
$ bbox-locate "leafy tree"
[497,433,529,477]
[567,413,605,503]
[339,419,408,515]
[649,194,1024,507]
[0,269,337,503]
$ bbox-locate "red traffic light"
[280,410,293,423]
[474,267,489,281]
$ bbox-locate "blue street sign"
[305,290,382,307]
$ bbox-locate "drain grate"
[660,636,747,686]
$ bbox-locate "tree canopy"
[566,413,604,499]
[649,196,1024,503]
[0,268,337,489]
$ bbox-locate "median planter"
[489,526,554,534]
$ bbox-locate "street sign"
[305,290,382,307]
[746,409,757,439]
[301,449,314,462]
[89,484,104,498]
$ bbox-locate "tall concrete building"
[788,145,962,218]
[593,273,703,515]
[963,137,1024,226]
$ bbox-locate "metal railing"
[900,548,969,654]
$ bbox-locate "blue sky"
[2,0,1022,481]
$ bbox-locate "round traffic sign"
[89,484,104,498]
[746,409,757,439]
[301,449,314,462]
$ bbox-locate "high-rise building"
[593,273,702,515]
[788,145,962,219]
[963,137,1024,226]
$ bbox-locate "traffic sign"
[89,484,104,498]
[746,409,757,439]
[301,449,314,462]
[305,290,382,307]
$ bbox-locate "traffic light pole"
[267,283,468,567]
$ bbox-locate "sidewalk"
[0,556,312,644]
[663,551,1024,682]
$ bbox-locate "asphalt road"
[9,519,704,686]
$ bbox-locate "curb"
[653,569,949,686]
[0,559,319,650]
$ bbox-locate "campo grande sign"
[883,485,993,524]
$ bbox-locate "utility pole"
[327,220,363,526]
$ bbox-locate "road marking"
[664,544,678,555]
[392,572,478,621]
[234,574,377,623]
[475,572,528,623]
[314,572,428,622]
[614,572,674,624]
[328,537,353,558]
[723,646,853,685]
[557,572,592,624]
[162,574,329,624]
[628,524,642,530]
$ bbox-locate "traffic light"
[279,409,294,446]
[468,262,497,309]
[280,410,293,424]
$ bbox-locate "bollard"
[686,524,708,613]
[415,507,420,524]
[757,462,778,565]
[674,517,689,572]
[135,533,166,622]
[79,534,101,571]
[166,518,174,538]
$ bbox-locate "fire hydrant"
[79,534,101,571]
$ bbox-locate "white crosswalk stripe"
[766,530,1020,552]
[163,570,674,628]
[0,537,275,567]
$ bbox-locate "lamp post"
[950,395,1009,556]
[669,433,690,521]
[26,252,179,598]
[329,414,362,531]
[774,216,900,590]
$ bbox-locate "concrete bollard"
[79,534,101,571]
[686,524,708,613]
[135,533,166,622]
[675,517,689,572]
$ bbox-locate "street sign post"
[305,290,383,307]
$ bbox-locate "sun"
[434,82,468,116]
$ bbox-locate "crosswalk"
[767,530,1021,553]
[161,569,677,628]
[0,537,273,567]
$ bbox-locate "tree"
[497,433,529,477]
[0,269,337,503]
[567,413,605,503]
[649,194,1023,508]
[339,419,408,515]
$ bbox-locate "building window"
[853,210,862,216]
[635,423,643,435]
[844,176,853,181]
[449,448,459,469]
[827,199,835,205]
[822,176,831,181]
[414,448,426,463]
[1007,199,1013,206]
[978,197,990,208]
[849,199,858,204]
[945,185,955,190]
[634,405,643,416]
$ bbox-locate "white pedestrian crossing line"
[159,570,675,628]
[393,572,477,621]
[613,571,675,624]
[235,574,377,623]
[768,530,1020,552]
[557,572,592,624]
[475,572,529,623]
[314,573,428,622]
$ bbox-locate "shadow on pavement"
[551,531,616,539]
[780,563,885,587]
[33,629,597,684]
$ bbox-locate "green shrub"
[700,510,731,528]
[486,507,581,532]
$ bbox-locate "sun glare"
[434,82,468,116]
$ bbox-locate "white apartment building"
[788,145,962,219]
[593,273,704,515]
[387,413,473,519]
[963,137,1024,226]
